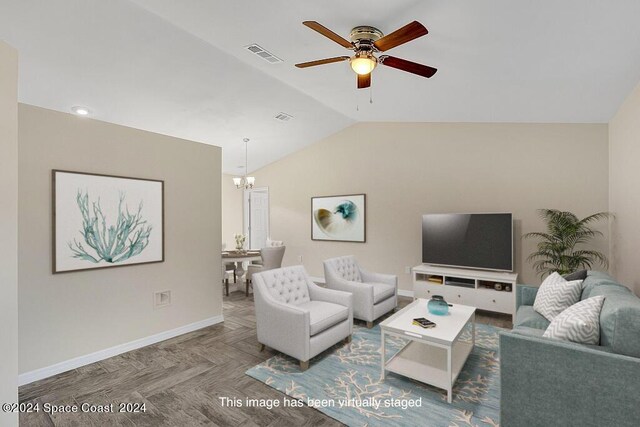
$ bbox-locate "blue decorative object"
[428,295,449,315]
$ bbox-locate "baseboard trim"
[397,289,415,298]
[18,314,224,386]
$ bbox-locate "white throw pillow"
[533,272,583,321]
[543,295,605,344]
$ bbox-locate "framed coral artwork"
[52,170,164,273]
[311,194,366,243]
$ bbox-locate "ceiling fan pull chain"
[370,86,373,104]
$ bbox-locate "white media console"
[413,264,518,319]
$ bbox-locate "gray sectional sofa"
[500,271,640,427]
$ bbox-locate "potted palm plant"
[524,209,611,278]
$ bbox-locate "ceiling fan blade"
[303,21,354,49]
[379,55,437,78]
[374,21,428,52]
[295,56,350,68]
[357,73,371,89]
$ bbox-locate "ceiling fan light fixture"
[350,53,377,75]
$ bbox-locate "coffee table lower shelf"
[384,340,473,399]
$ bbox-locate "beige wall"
[222,174,244,249]
[0,41,19,426]
[251,122,610,290]
[18,104,222,374]
[610,80,640,295]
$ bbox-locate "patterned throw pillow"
[543,295,605,344]
[533,272,583,321]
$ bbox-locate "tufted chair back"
[253,265,311,306]
[266,239,284,247]
[324,256,362,282]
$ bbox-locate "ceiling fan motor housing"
[350,26,384,49]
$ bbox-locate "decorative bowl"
[427,295,449,316]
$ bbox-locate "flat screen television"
[422,213,513,272]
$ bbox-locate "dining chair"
[221,243,236,296]
[246,246,286,296]
[252,239,285,266]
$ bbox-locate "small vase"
[427,295,449,316]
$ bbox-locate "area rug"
[246,323,502,427]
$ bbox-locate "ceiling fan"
[295,20,437,89]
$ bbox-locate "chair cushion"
[327,256,362,282]
[514,305,551,330]
[543,296,605,345]
[370,282,395,304]
[297,301,349,336]
[563,269,588,282]
[586,276,640,357]
[533,272,582,321]
[581,270,626,300]
[257,266,311,305]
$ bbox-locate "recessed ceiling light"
[71,106,90,116]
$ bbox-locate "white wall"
[609,80,640,295]
[18,104,222,375]
[250,122,610,290]
[0,40,19,427]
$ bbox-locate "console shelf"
[413,265,518,319]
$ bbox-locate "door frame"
[243,187,270,250]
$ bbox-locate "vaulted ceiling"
[2,1,640,173]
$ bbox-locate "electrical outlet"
[405,266,412,274]
[154,290,171,309]
[298,255,303,263]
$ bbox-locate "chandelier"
[233,138,255,190]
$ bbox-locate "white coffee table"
[380,299,476,403]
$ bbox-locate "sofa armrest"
[326,273,373,314]
[360,268,397,288]
[326,277,373,304]
[308,281,353,326]
[516,283,539,309]
[500,331,640,427]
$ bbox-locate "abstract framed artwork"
[52,170,164,273]
[311,194,366,243]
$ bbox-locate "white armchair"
[323,255,397,328]
[252,265,353,370]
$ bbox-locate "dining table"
[222,250,262,279]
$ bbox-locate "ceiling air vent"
[246,44,283,64]
[274,112,293,122]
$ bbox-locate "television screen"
[422,213,513,271]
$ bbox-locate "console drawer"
[474,290,514,314]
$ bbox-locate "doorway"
[243,187,270,250]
